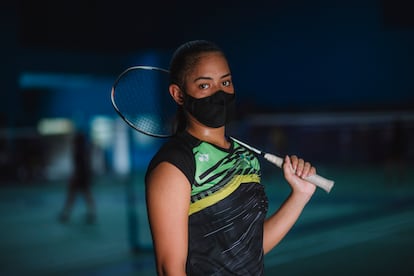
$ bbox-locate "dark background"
[4,0,414,121]
[1,1,414,275]
[1,0,414,180]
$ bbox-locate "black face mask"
[183,90,236,128]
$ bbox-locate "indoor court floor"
[1,164,413,276]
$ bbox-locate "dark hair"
[169,40,225,134]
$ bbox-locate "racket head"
[111,66,177,138]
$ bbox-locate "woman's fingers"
[288,155,316,178]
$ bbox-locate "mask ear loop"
[180,86,200,113]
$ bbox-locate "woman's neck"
[186,125,230,149]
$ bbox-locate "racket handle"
[263,153,334,193]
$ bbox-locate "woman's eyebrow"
[193,76,212,82]
[220,73,231,79]
[193,73,231,83]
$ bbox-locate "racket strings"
[112,67,176,137]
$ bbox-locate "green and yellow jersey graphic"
[189,141,261,215]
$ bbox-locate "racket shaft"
[263,153,334,193]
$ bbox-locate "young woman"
[145,40,317,275]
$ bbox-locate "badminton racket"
[110,66,334,193]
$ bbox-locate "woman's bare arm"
[146,162,191,275]
[263,155,316,254]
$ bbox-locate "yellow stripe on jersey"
[189,174,260,215]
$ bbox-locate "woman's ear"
[169,84,185,105]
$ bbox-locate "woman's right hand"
[282,155,317,197]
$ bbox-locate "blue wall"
[1,0,414,127]
[217,1,414,111]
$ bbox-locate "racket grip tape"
[263,153,334,193]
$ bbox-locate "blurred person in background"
[59,131,96,223]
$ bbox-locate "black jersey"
[146,132,269,275]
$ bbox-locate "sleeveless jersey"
[145,132,269,275]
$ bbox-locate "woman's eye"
[199,83,210,89]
